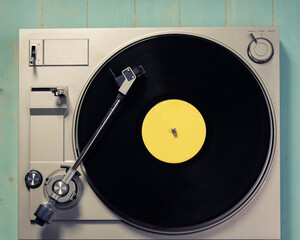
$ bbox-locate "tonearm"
[33,65,145,226]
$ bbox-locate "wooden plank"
[274,1,300,240]
[136,0,179,27]
[227,0,272,26]
[0,1,298,240]
[88,0,134,28]
[181,0,226,27]
[0,1,41,239]
[43,0,87,28]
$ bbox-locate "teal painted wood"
[274,1,300,240]
[227,0,273,26]
[0,0,299,239]
[181,0,226,27]
[0,1,41,239]
[136,0,180,27]
[43,0,87,28]
[88,0,134,28]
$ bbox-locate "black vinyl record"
[75,34,274,233]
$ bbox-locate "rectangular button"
[44,39,89,66]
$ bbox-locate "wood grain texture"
[227,0,273,26]
[274,1,300,240]
[181,0,226,27]
[43,0,87,28]
[88,0,134,28]
[0,1,41,239]
[136,0,179,27]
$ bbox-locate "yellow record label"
[141,99,206,164]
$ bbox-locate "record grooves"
[75,34,274,233]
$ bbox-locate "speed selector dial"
[25,170,43,189]
[248,33,274,64]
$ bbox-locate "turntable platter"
[75,34,274,233]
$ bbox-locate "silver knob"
[53,180,69,197]
[25,170,43,189]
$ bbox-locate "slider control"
[30,45,36,65]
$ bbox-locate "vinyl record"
[75,34,274,233]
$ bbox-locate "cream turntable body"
[18,27,280,239]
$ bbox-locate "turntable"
[18,27,280,239]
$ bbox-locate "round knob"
[53,180,69,197]
[44,171,82,209]
[25,170,43,189]
[248,37,274,64]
